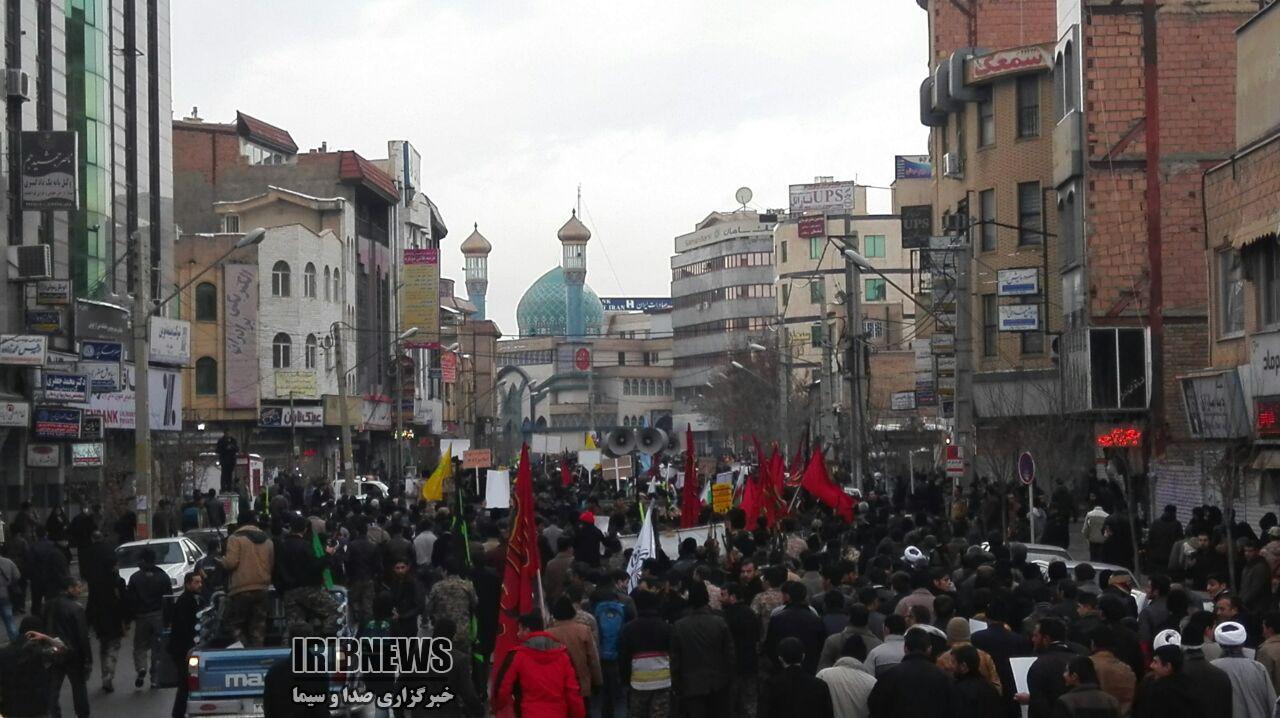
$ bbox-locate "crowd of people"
[3,459,1280,718]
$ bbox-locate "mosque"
[487,211,674,457]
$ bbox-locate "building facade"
[670,209,777,448]
[1,0,175,509]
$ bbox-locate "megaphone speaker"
[637,428,668,455]
[605,428,637,457]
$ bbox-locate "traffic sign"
[1018,451,1036,486]
[945,445,964,478]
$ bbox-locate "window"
[323,267,331,301]
[810,280,824,305]
[195,282,217,321]
[1018,182,1043,246]
[1220,250,1244,336]
[983,295,998,357]
[617,351,626,367]
[980,189,997,252]
[808,236,822,260]
[1017,75,1040,138]
[864,278,886,302]
[223,214,240,233]
[811,322,825,348]
[195,357,218,395]
[305,334,318,369]
[665,380,672,394]
[304,262,317,298]
[643,352,651,367]
[1259,243,1280,326]
[272,261,291,297]
[332,269,341,302]
[780,241,788,263]
[863,235,885,258]
[273,333,292,368]
[979,92,995,147]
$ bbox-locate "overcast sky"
[171,0,930,335]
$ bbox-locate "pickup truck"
[185,587,357,717]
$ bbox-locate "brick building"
[1200,2,1280,522]
[1053,0,1257,520]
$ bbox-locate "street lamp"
[134,226,266,535]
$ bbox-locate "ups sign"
[901,205,932,250]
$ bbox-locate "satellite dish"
[735,187,753,207]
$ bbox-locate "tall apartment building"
[670,208,777,450]
[1053,0,1255,513]
[1,0,174,509]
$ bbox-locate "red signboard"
[965,44,1052,84]
[1096,427,1143,448]
[798,216,826,239]
[441,352,457,384]
[574,347,592,371]
[1258,397,1280,437]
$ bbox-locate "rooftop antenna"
[735,187,753,209]
[577,183,582,217]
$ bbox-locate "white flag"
[626,504,657,592]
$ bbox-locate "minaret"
[558,210,591,338]
[461,223,492,320]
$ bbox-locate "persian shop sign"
[965,44,1052,84]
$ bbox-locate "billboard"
[275,370,318,399]
[966,44,1053,84]
[36,280,72,305]
[33,406,82,439]
[74,363,183,431]
[788,181,857,215]
[42,373,89,402]
[21,130,78,210]
[149,316,191,365]
[401,248,440,349]
[259,404,324,428]
[26,309,63,334]
[900,205,933,250]
[74,298,130,343]
[441,352,457,384]
[79,340,122,362]
[895,155,932,179]
[223,264,259,409]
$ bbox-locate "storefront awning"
[1232,210,1280,251]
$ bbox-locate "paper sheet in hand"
[969,618,988,633]
[1010,656,1035,694]
[484,469,510,509]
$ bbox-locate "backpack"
[594,600,626,661]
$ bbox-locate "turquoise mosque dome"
[516,266,605,337]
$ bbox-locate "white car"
[116,537,206,594]
[332,478,390,502]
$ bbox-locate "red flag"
[680,424,700,528]
[763,447,787,525]
[801,448,854,523]
[560,456,572,488]
[788,427,810,487]
[493,445,542,668]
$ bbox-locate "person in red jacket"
[493,612,585,718]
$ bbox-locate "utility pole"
[334,324,356,495]
[955,219,976,487]
[776,326,790,455]
[817,271,834,444]
[131,229,152,535]
[841,224,864,492]
[289,391,297,477]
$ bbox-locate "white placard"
[439,439,471,457]
[997,268,1040,296]
[0,334,47,366]
[148,316,191,365]
[1010,656,1035,695]
[485,469,511,509]
[0,401,30,427]
[578,450,601,469]
[998,304,1041,332]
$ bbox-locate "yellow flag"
[421,447,452,501]
[585,432,597,450]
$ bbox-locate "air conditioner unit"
[7,244,52,280]
[6,69,28,100]
[943,152,963,178]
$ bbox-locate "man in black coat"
[216,431,239,492]
[44,577,92,718]
[1145,505,1182,574]
[168,572,203,718]
[1179,636,1234,718]
[763,637,834,718]
[764,581,827,675]
[670,582,735,717]
[867,627,956,718]
[618,588,674,718]
[573,511,605,567]
[1019,618,1081,718]
[970,598,1032,713]
[27,525,69,615]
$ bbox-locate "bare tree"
[689,348,805,451]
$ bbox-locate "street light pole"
[132,230,152,535]
[332,322,356,496]
[841,227,865,492]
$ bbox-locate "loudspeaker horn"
[663,429,686,456]
[604,427,637,457]
[636,427,668,455]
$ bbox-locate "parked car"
[185,527,229,554]
[331,477,390,502]
[116,537,206,594]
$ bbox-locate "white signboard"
[892,391,917,411]
[148,316,191,365]
[259,405,325,428]
[26,443,60,467]
[82,361,121,393]
[578,449,602,469]
[998,304,1041,332]
[0,334,48,366]
[1250,331,1280,397]
[485,469,511,509]
[362,400,392,430]
[997,268,1040,296]
[789,181,857,215]
[438,438,471,457]
[71,442,104,467]
[1181,371,1250,439]
[530,434,563,454]
[73,363,183,431]
[0,401,30,427]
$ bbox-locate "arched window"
[273,333,292,368]
[195,357,218,395]
[305,334,318,369]
[648,379,656,396]
[303,262,317,298]
[623,416,632,428]
[323,267,331,301]
[333,269,341,302]
[272,261,291,297]
[195,282,217,321]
